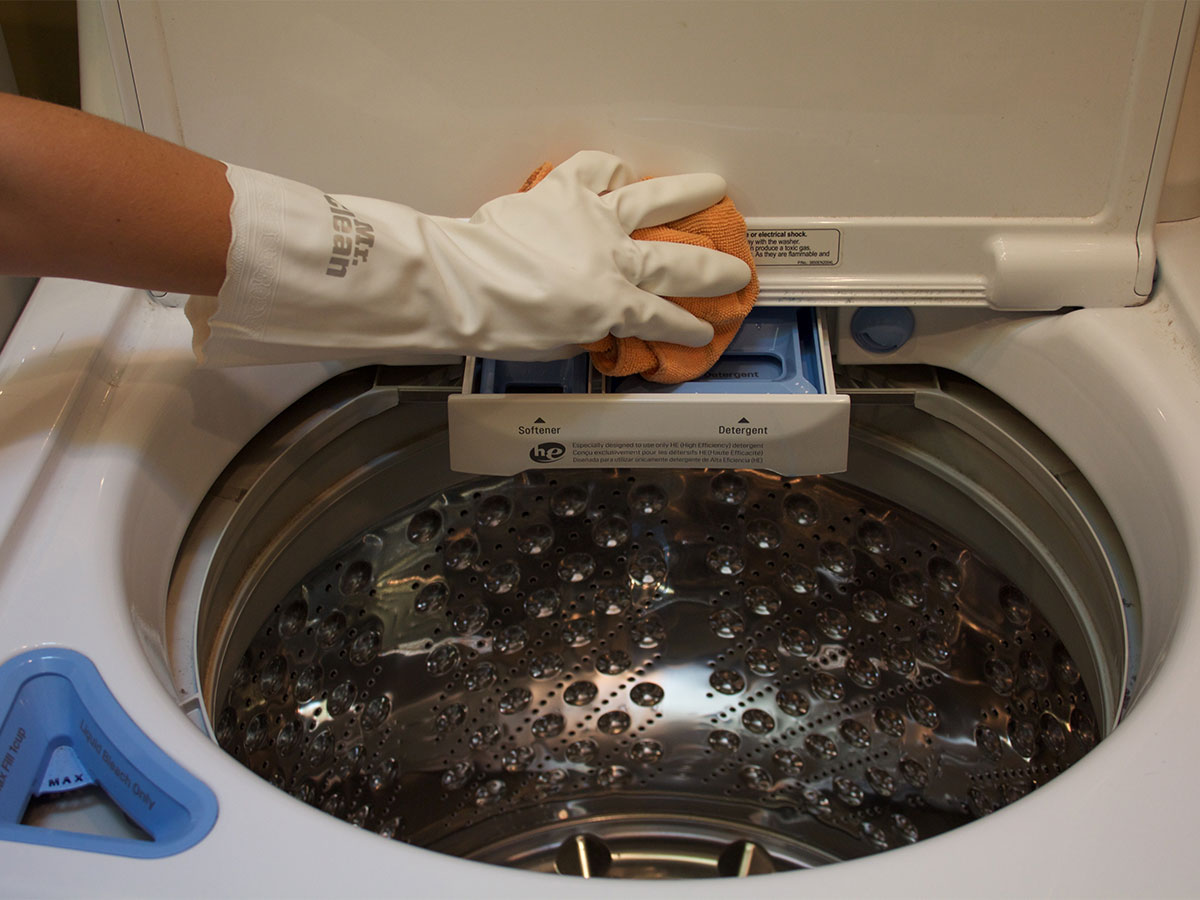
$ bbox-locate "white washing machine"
[2,1,1200,895]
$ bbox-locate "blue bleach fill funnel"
[0,649,217,857]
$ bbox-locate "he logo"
[529,442,566,464]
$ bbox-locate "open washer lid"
[99,0,1197,309]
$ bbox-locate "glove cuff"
[221,163,289,338]
[186,163,307,365]
[187,164,362,367]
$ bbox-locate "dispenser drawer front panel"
[449,308,848,476]
[449,394,849,475]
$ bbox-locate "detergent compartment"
[609,307,827,396]
[450,308,850,476]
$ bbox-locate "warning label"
[748,228,840,266]
[570,440,766,466]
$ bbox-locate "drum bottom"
[213,467,1099,876]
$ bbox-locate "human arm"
[0,93,230,295]
[0,96,752,365]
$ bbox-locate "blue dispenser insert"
[612,307,825,394]
[473,307,825,396]
[0,649,218,857]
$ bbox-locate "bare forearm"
[0,94,231,295]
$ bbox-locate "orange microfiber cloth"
[522,163,759,383]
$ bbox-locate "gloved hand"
[186,150,753,366]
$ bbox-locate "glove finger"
[608,285,716,347]
[602,172,728,232]
[626,241,753,298]
[541,150,636,195]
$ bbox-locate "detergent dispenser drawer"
[448,307,849,475]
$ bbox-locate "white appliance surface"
[2,1,1200,895]
[114,1,1196,308]
[0,218,1196,897]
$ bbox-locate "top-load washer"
[2,1,1200,895]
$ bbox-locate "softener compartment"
[448,307,849,475]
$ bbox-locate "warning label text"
[748,228,840,266]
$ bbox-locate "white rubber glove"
[186,151,752,366]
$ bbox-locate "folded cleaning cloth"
[522,162,759,383]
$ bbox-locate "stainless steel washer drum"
[167,367,1132,879]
